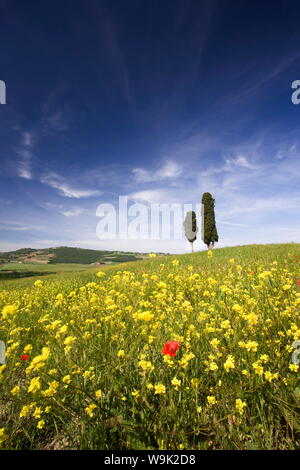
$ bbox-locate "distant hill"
[0,246,163,265]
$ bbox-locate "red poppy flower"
[297,280,300,286]
[21,354,29,361]
[162,341,179,356]
[249,272,254,275]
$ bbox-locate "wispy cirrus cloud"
[14,87,70,181]
[42,108,69,132]
[40,172,102,199]
[16,131,35,180]
[132,160,182,183]
[61,207,85,217]
[41,85,70,132]
[127,189,169,204]
[0,222,29,232]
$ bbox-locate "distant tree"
[183,211,198,252]
[201,192,218,249]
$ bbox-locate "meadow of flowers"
[0,243,299,450]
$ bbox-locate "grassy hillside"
[0,246,155,281]
[0,263,95,284]
[0,243,299,450]
[0,246,151,266]
[48,246,145,264]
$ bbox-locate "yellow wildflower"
[28,377,41,393]
[154,384,166,395]
[224,355,235,372]
[171,377,181,388]
[96,271,106,277]
[33,407,42,419]
[207,395,217,405]
[2,304,18,319]
[235,399,247,415]
[0,428,7,446]
[62,375,71,384]
[85,404,97,417]
[138,360,154,372]
[11,385,20,395]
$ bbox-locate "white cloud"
[16,132,35,180]
[21,131,34,147]
[275,142,298,160]
[132,160,182,183]
[127,189,168,203]
[0,223,29,231]
[17,163,32,180]
[218,220,249,228]
[225,155,258,170]
[44,109,69,131]
[41,172,102,199]
[61,208,84,217]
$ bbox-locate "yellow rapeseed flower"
[0,428,7,446]
[96,271,106,277]
[154,384,166,395]
[10,385,20,395]
[207,395,217,405]
[62,375,71,384]
[2,304,18,319]
[28,377,41,394]
[33,407,42,419]
[224,355,235,372]
[171,377,181,388]
[85,404,97,417]
[138,360,154,372]
[236,399,247,415]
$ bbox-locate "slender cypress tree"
[183,211,197,252]
[201,192,218,249]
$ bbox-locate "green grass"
[1,243,299,290]
[48,246,144,264]
[0,263,95,272]
[0,263,98,290]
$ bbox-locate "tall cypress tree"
[183,211,197,252]
[201,192,218,249]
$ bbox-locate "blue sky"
[1,0,300,253]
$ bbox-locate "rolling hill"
[0,246,157,265]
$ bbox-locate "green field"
[0,262,96,273]
[0,263,98,288]
[0,243,299,450]
[0,246,147,267]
